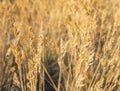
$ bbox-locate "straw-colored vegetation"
[0,0,120,91]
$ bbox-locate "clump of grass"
[0,0,120,91]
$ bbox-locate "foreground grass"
[0,0,120,91]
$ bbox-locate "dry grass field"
[0,0,120,91]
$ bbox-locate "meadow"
[0,0,120,91]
